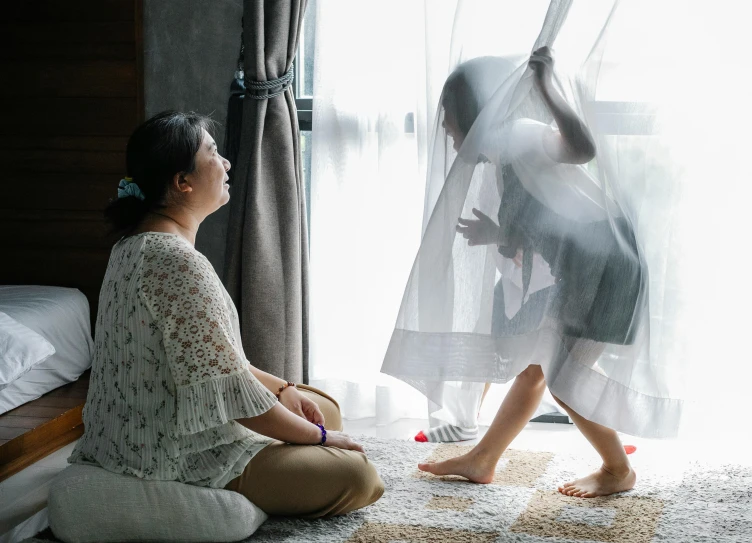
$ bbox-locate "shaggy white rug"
[24,435,752,542]
[248,436,752,543]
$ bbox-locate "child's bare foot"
[418,451,496,484]
[558,465,636,498]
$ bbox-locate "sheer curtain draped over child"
[381,0,708,497]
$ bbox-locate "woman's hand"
[240,404,363,451]
[324,430,366,453]
[279,386,325,426]
[529,46,554,84]
[457,208,500,247]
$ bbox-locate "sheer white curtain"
[576,1,752,439]
[309,0,568,424]
[308,0,456,423]
[310,0,752,437]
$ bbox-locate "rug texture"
[24,436,752,542]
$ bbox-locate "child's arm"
[529,47,596,165]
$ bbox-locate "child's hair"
[441,56,515,137]
[104,111,217,236]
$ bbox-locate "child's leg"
[552,338,635,497]
[418,365,546,483]
[551,395,635,497]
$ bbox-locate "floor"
[0,441,78,542]
[0,419,570,541]
[1,418,748,542]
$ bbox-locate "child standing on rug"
[395,48,648,497]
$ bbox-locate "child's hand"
[529,46,554,83]
[513,248,523,268]
[456,208,500,247]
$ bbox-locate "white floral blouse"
[69,232,278,488]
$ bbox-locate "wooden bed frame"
[0,372,90,483]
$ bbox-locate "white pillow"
[48,464,267,543]
[0,311,55,391]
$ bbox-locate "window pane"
[298,0,316,99]
[301,130,312,237]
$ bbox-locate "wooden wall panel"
[1,61,137,98]
[0,150,126,173]
[0,43,137,62]
[6,98,138,136]
[0,0,143,329]
[4,2,135,21]
[0,136,129,151]
[4,175,116,211]
[0,211,109,250]
[0,23,136,46]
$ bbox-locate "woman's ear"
[173,172,193,194]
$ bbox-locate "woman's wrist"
[304,421,325,445]
[275,381,296,399]
[316,423,327,445]
[247,365,292,397]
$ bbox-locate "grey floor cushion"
[48,464,266,543]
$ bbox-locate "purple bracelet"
[316,423,327,445]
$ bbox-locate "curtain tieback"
[245,65,294,100]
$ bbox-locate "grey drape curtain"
[224,0,309,382]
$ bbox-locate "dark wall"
[143,0,243,275]
[0,0,144,324]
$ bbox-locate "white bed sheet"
[0,286,93,415]
[0,506,47,543]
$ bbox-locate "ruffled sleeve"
[138,236,278,435]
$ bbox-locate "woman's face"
[183,129,231,213]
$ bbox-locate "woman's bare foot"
[418,451,497,484]
[558,465,636,498]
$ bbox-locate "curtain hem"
[382,327,682,438]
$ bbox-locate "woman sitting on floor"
[69,111,384,518]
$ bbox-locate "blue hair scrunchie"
[118,177,146,201]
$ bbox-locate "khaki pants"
[225,385,384,518]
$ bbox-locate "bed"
[0,286,93,415]
[0,285,94,494]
